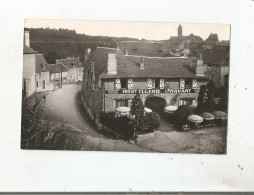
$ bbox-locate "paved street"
[39,85,151,152]
[42,85,102,137]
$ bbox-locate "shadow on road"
[75,91,120,140]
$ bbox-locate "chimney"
[196,54,205,76]
[116,40,119,50]
[84,48,91,61]
[91,61,95,81]
[140,56,144,69]
[124,49,129,56]
[107,53,117,75]
[24,29,30,47]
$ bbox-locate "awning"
[187,115,203,124]
[115,106,130,116]
[144,107,152,113]
[164,105,178,113]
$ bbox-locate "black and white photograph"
[21,19,230,154]
[1,0,254,192]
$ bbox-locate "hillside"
[28,28,140,63]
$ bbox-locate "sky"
[25,19,231,41]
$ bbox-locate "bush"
[100,112,134,140]
[175,105,193,124]
[21,103,87,150]
[138,112,160,134]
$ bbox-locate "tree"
[197,85,208,113]
[139,112,160,133]
[130,92,144,137]
[175,105,193,124]
[206,79,215,112]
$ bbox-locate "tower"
[178,24,182,36]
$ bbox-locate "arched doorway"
[145,97,166,114]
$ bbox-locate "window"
[115,79,121,89]
[147,79,155,89]
[155,78,160,88]
[179,98,195,106]
[192,79,197,89]
[36,81,39,88]
[42,80,46,89]
[120,78,127,89]
[116,99,129,108]
[207,64,212,71]
[147,78,164,89]
[185,79,192,89]
[128,79,133,89]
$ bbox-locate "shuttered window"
[147,79,155,89]
[115,79,121,89]
[160,79,164,89]
[128,79,133,89]
[180,79,185,89]
[192,79,197,89]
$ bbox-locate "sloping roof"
[119,41,171,57]
[46,63,68,74]
[170,34,204,43]
[35,54,48,73]
[202,44,230,65]
[36,54,68,73]
[58,58,83,68]
[84,47,118,78]
[87,47,207,79]
[23,45,38,54]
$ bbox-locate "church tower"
[178,24,182,36]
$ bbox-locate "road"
[39,85,151,152]
[43,85,102,137]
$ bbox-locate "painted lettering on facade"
[105,89,196,94]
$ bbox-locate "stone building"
[56,58,84,83]
[169,24,204,51]
[202,44,230,88]
[204,33,219,50]
[48,63,69,89]
[35,54,52,92]
[82,46,208,122]
[35,61,68,92]
[23,29,38,108]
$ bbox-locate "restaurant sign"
[105,89,198,94]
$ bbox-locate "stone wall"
[23,54,36,99]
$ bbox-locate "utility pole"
[103,81,106,112]
[60,66,62,88]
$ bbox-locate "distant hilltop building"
[204,33,219,49]
[169,24,204,51]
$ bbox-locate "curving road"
[39,84,151,152]
[42,84,102,137]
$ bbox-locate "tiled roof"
[23,45,38,54]
[58,58,83,69]
[46,64,68,74]
[202,45,230,65]
[36,54,68,73]
[119,41,171,57]
[87,47,207,79]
